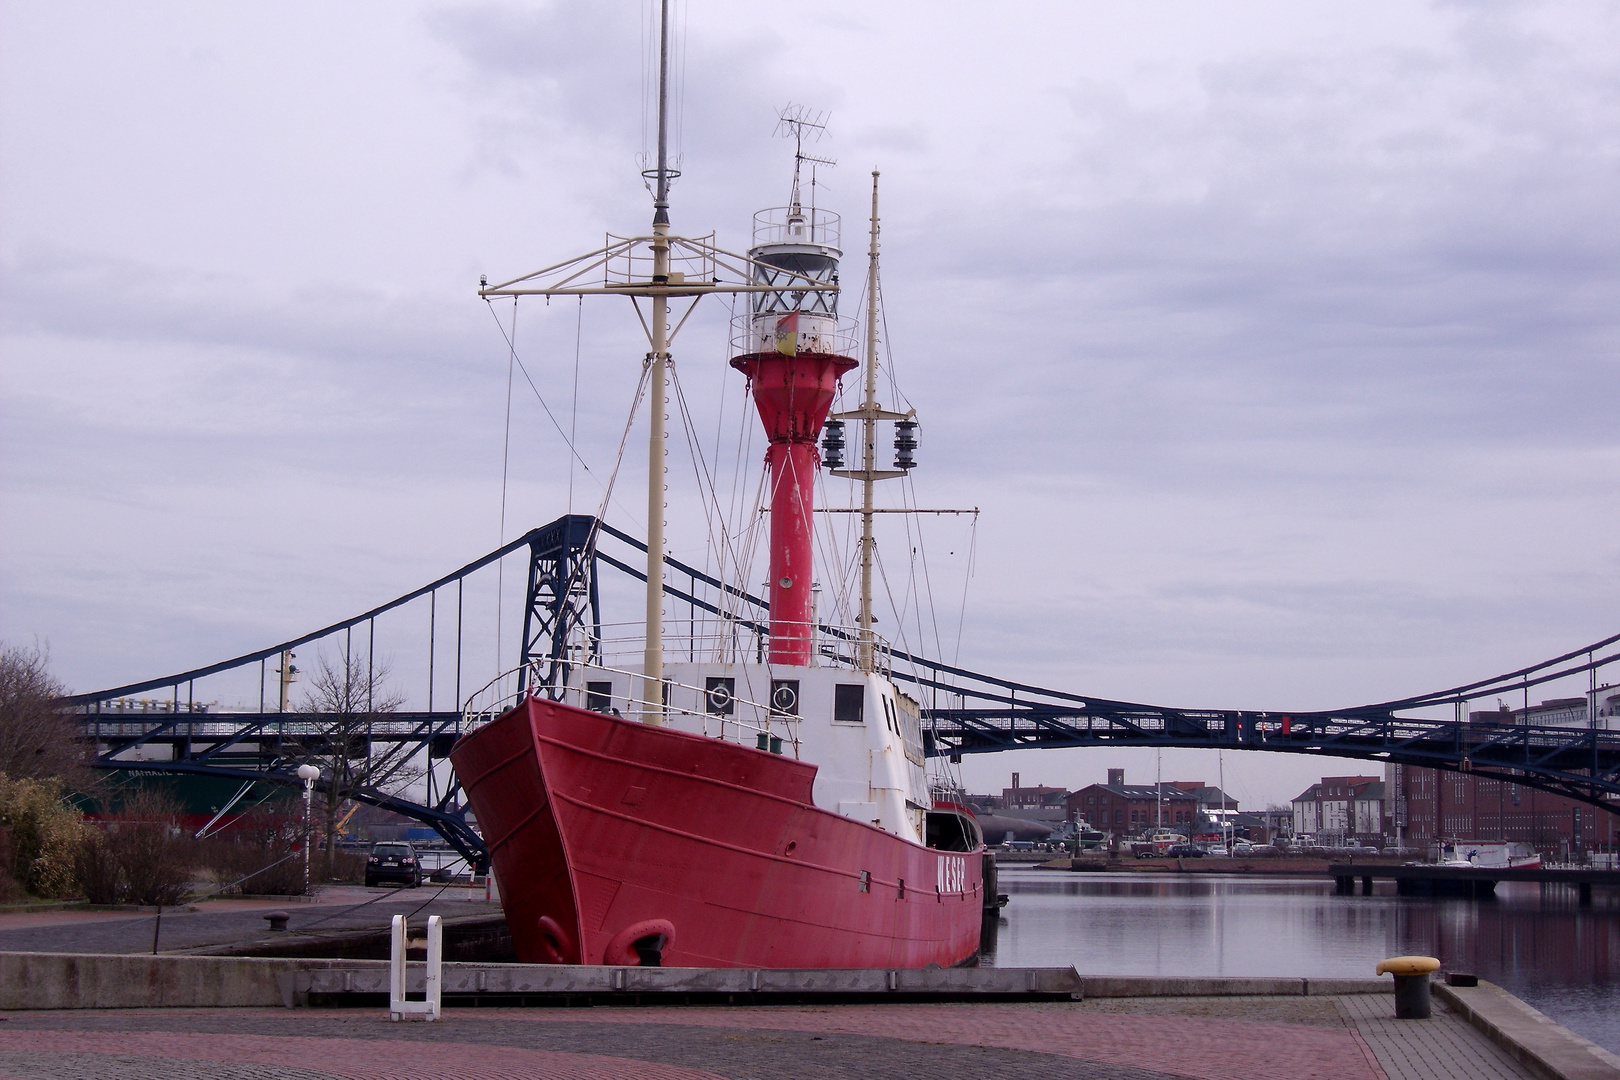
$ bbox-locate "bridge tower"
[519,514,602,696]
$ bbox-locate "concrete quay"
[3,897,1617,1079]
[5,952,1618,1080]
[0,951,1394,1011]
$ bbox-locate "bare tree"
[0,643,89,786]
[298,649,409,876]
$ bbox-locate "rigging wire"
[482,298,645,535]
[904,471,948,661]
[669,361,755,646]
[877,274,913,414]
[676,0,689,175]
[872,543,916,664]
[953,513,978,669]
[569,296,583,515]
[481,293,655,681]
[586,361,654,553]
[732,468,769,644]
[483,300,600,483]
[542,357,656,667]
[722,357,761,629]
[704,292,738,606]
[495,297,518,673]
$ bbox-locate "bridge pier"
[1361,875,1374,896]
[1579,882,1592,906]
[1335,876,1354,895]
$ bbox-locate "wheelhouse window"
[585,681,613,713]
[833,683,865,723]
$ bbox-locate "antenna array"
[776,104,836,207]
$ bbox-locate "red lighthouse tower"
[731,184,855,665]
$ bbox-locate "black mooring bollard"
[1376,956,1440,1019]
[1393,974,1431,1019]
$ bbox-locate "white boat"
[1436,839,1543,869]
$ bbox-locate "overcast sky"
[3,2,1617,808]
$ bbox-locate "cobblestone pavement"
[0,995,1533,1080]
[0,888,502,955]
[0,1021,1181,1080]
[1336,994,1535,1080]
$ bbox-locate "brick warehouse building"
[1067,768,1201,833]
[1379,696,1620,855]
[1386,763,1618,856]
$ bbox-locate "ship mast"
[857,175,882,671]
[830,172,913,672]
[476,2,840,709]
[643,0,673,724]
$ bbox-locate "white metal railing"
[461,660,803,758]
[586,620,891,676]
[752,207,841,249]
[728,309,858,358]
[602,231,716,287]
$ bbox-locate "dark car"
[1165,844,1205,859]
[365,841,423,888]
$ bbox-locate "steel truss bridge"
[66,514,1620,869]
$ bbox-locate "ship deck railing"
[462,660,805,759]
[585,620,893,678]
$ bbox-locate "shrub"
[76,789,196,906]
[0,827,23,903]
[107,790,194,906]
[195,809,308,896]
[0,775,86,898]
[74,828,121,904]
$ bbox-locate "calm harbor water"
[984,867,1620,1053]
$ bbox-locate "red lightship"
[453,8,984,970]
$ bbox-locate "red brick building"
[1066,768,1200,834]
[1001,772,1069,816]
[1387,763,1618,857]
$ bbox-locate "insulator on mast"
[821,419,846,469]
[893,419,918,470]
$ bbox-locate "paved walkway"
[0,887,502,956]
[0,995,1536,1080]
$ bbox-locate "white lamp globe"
[296,764,321,782]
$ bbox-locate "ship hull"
[451,697,984,968]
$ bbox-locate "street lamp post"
[297,764,320,895]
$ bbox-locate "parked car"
[1165,844,1205,858]
[365,841,423,888]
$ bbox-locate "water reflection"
[984,869,1619,1053]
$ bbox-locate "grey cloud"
[3,2,1617,806]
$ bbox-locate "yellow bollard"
[1376,955,1440,1019]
